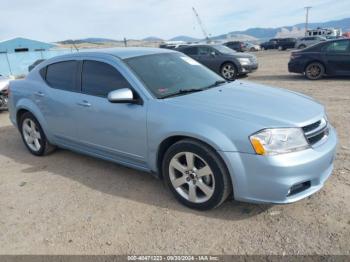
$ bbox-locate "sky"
[0,0,349,42]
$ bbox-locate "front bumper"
[240,63,258,74]
[219,126,337,204]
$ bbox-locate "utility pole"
[304,6,312,36]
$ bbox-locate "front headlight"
[237,58,251,65]
[249,128,309,155]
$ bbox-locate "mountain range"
[57,17,350,44]
[211,17,350,41]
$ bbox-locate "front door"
[75,59,148,168]
[197,46,221,71]
[324,40,350,75]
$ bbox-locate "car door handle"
[35,91,45,97]
[77,100,91,107]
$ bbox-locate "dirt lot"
[0,50,349,255]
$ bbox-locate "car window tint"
[82,61,132,97]
[46,61,78,92]
[183,47,198,55]
[326,41,350,52]
[198,47,210,55]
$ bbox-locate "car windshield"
[214,45,236,55]
[125,53,225,99]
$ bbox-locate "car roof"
[50,47,177,60]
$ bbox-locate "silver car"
[295,36,327,49]
[8,48,337,210]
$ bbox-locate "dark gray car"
[177,45,258,80]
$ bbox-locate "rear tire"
[305,62,325,80]
[162,139,232,210]
[19,112,56,156]
[298,44,306,49]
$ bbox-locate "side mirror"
[108,88,141,104]
[210,51,216,56]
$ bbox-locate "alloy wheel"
[306,64,322,79]
[169,152,215,203]
[22,119,42,152]
[221,64,236,80]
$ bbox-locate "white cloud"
[0,0,349,41]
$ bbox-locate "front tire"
[305,62,325,80]
[162,139,232,210]
[19,112,56,156]
[220,62,237,81]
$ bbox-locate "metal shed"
[0,37,55,53]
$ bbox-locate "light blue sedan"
[8,48,337,210]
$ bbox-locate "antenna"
[69,39,79,52]
[192,7,210,42]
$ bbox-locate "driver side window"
[82,60,132,97]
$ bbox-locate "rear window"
[46,61,78,92]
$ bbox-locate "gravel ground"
[0,50,349,255]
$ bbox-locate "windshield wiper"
[203,80,227,89]
[160,80,227,99]
[161,88,204,99]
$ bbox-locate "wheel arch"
[304,60,327,74]
[14,100,53,142]
[220,60,239,71]
[155,134,229,179]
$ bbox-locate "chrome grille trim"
[302,118,329,146]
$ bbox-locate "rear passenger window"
[183,47,198,55]
[326,41,350,52]
[46,61,78,92]
[82,61,132,97]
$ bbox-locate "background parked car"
[261,38,296,50]
[223,41,245,52]
[288,39,350,80]
[177,44,258,80]
[0,74,10,110]
[295,36,327,49]
[260,38,281,50]
[159,41,189,49]
[276,38,297,50]
[243,42,261,51]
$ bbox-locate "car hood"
[163,81,324,128]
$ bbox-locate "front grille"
[302,118,329,146]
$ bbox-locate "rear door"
[41,60,81,144]
[323,40,350,75]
